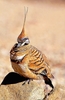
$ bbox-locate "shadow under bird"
[10,8,55,99]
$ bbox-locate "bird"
[10,8,54,99]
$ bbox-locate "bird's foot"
[22,79,33,85]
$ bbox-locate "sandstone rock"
[48,85,65,100]
[0,72,45,100]
[0,72,65,100]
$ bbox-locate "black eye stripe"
[14,43,18,48]
[22,38,29,40]
[18,38,29,42]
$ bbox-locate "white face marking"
[16,54,26,60]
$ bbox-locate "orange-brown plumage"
[17,27,27,42]
[10,8,54,99]
[10,44,53,79]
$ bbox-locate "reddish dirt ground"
[0,0,65,86]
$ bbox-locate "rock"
[0,72,45,100]
[0,82,44,100]
[48,85,65,100]
[0,72,65,100]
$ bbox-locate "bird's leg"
[22,78,33,85]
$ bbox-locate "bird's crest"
[17,7,28,43]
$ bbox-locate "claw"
[22,79,33,85]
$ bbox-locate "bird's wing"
[28,46,51,75]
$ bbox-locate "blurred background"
[0,0,65,86]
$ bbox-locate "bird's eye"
[14,43,18,48]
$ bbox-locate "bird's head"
[17,7,30,47]
[17,27,30,47]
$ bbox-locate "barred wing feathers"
[28,46,51,76]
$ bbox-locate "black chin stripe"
[11,59,21,64]
[11,54,26,64]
